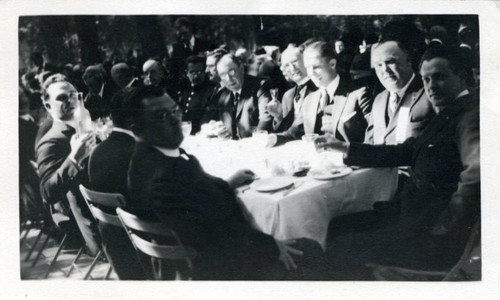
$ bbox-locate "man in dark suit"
[127,86,325,280]
[87,87,145,280]
[201,47,229,123]
[268,41,372,147]
[82,64,113,120]
[315,46,480,279]
[169,17,212,93]
[178,55,217,135]
[266,44,317,134]
[215,54,273,139]
[35,75,100,255]
[366,22,435,145]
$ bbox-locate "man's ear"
[329,58,337,71]
[43,100,51,111]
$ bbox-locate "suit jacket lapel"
[331,95,348,135]
[282,85,297,118]
[383,76,423,141]
[303,90,321,134]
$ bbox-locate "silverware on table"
[281,181,304,197]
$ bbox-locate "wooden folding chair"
[79,185,128,280]
[116,207,197,280]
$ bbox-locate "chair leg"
[65,247,84,278]
[25,225,45,261]
[83,250,102,280]
[20,223,33,246]
[31,229,53,268]
[43,234,68,279]
[105,265,113,280]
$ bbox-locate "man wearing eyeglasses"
[178,55,217,135]
[214,53,273,139]
[127,85,326,279]
[35,74,101,254]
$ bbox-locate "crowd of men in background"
[18,17,480,280]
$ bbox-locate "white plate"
[309,167,353,180]
[251,177,295,192]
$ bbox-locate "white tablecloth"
[182,135,399,249]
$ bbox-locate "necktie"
[388,92,400,119]
[320,90,330,112]
[233,92,240,116]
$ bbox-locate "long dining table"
[182,134,399,250]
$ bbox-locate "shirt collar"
[126,78,137,88]
[99,83,105,98]
[19,114,34,122]
[112,127,135,138]
[460,43,472,50]
[456,89,470,99]
[234,89,242,97]
[297,77,310,87]
[393,73,415,98]
[325,75,340,99]
[153,146,181,158]
[190,35,195,50]
[431,38,443,44]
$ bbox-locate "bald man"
[110,62,138,89]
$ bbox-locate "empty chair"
[79,185,145,280]
[116,207,197,280]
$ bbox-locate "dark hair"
[379,20,426,71]
[418,46,469,80]
[110,87,136,129]
[128,85,165,125]
[304,41,337,61]
[186,55,206,67]
[174,17,193,30]
[41,73,70,102]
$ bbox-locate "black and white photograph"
[3,0,500,299]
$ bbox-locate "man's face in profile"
[143,61,164,87]
[138,94,184,149]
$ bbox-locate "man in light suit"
[266,44,317,134]
[366,22,434,145]
[215,54,273,139]
[268,41,372,147]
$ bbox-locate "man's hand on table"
[226,169,257,189]
[314,134,349,153]
[217,126,232,140]
[275,239,303,270]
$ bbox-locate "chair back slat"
[129,233,196,261]
[79,185,126,208]
[115,207,175,237]
[116,207,197,275]
[89,206,123,227]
